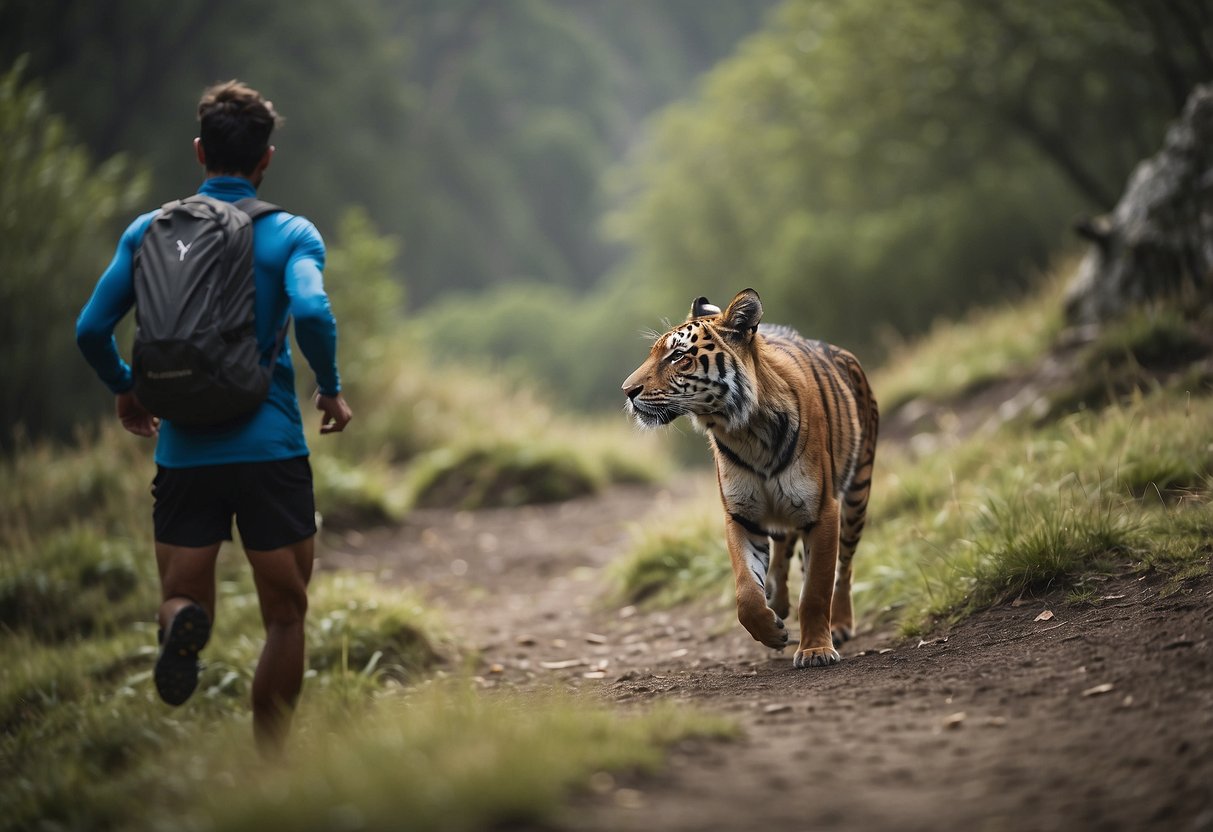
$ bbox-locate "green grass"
[1042,305,1213,420]
[611,506,730,607]
[871,266,1067,414]
[318,332,672,510]
[167,686,733,832]
[0,390,712,832]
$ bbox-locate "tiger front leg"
[725,518,789,651]
[794,498,841,669]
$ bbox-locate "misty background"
[4,0,1211,442]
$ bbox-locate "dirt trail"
[322,478,1213,832]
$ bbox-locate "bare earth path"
[322,478,1213,832]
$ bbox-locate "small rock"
[1082,683,1115,697]
[764,703,793,715]
[585,632,608,645]
[1034,610,1055,622]
[488,663,505,674]
[614,788,645,809]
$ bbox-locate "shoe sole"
[154,604,211,706]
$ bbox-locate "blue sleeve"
[284,219,341,396]
[75,214,155,394]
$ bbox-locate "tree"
[604,0,1213,364]
[0,0,775,304]
[0,63,147,446]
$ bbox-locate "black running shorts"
[151,456,317,550]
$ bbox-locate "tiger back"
[622,288,878,667]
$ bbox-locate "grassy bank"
[612,283,1213,634]
[0,421,716,832]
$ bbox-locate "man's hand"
[315,392,352,435]
[116,391,159,437]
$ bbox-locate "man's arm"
[283,218,351,433]
[76,216,152,394]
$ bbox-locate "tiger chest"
[717,456,823,534]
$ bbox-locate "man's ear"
[721,288,762,340]
[194,137,206,167]
[258,145,275,173]
[687,296,722,321]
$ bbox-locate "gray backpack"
[132,195,283,427]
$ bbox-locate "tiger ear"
[721,288,762,341]
[687,296,721,321]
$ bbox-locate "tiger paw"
[766,589,790,621]
[831,625,854,649]
[793,645,841,668]
[739,604,790,650]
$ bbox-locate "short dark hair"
[197,81,282,175]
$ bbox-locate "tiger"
[622,288,878,668]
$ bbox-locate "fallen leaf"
[1034,610,1054,622]
[585,632,608,645]
[763,703,793,715]
[582,671,607,679]
[942,712,967,729]
[1082,683,1115,697]
[1100,594,1126,601]
[540,658,586,670]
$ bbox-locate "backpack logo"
[176,240,191,261]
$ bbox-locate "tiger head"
[622,288,763,432]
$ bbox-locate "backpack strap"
[233,197,289,366]
[234,197,282,221]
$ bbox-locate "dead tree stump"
[1064,83,1213,325]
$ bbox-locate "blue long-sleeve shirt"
[76,176,341,467]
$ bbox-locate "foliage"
[413,0,1213,414]
[611,0,1196,361]
[0,0,774,306]
[410,275,667,411]
[312,214,673,506]
[0,64,148,445]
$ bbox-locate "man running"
[76,80,352,754]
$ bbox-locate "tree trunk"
[1064,83,1213,325]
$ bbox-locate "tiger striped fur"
[622,289,878,667]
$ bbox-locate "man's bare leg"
[154,542,221,705]
[245,536,314,755]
